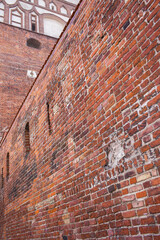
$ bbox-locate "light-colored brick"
[137,172,151,182]
[122,194,135,202]
[151,168,158,177]
[129,184,143,193]
[132,200,144,208]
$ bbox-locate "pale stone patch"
[53,104,59,115]
[62,208,70,224]
[108,137,125,168]
[27,70,37,78]
[35,196,55,209]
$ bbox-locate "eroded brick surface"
[0,0,160,239]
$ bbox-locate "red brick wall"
[0,23,57,142]
[0,0,160,239]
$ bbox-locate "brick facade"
[0,0,77,35]
[0,22,57,142]
[0,0,160,239]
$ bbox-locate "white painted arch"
[43,14,66,38]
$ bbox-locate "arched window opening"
[49,3,57,11]
[27,38,41,49]
[60,6,67,15]
[6,153,9,181]
[47,102,52,134]
[31,14,37,31]
[11,9,22,28]
[1,168,4,189]
[0,3,4,23]
[25,122,30,154]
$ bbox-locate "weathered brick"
[139,226,159,234]
[154,195,160,204]
[0,0,159,239]
[130,177,137,185]
[122,194,135,202]
[144,163,154,171]
[151,177,160,186]
[108,185,116,193]
[129,184,143,193]
[136,190,147,199]
[126,237,142,240]
[137,166,144,174]
[150,139,160,148]
[123,210,136,218]
[141,216,155,225]
[102,200,113,208]
[151,168,158,177]
[137,207,148,216]
[144,236,154,240]
[138,126,153,139]
[154,236,160,240]
[143,180,151,189]
[137,173,151,182]
[148,187,160,196]
[147,94,160,108]
[132,200,144,208]
[130,226,138,235]
[122,188,128,195]
[149,205,160,214]
[125,170,136,179]
[141,145,150,153]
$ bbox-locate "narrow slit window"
[25,122,30,154]
[32,22,36,31]
[6,152,9,181]
[1,168,4,189]
[47,102,52,134]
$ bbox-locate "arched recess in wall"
[25,122,30,155]
[1,168,4,189]
[27,38,41,49]
[6,153,9,181]
[46,102,52,135]
[43,14,66,38]
[29,11,39,32]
